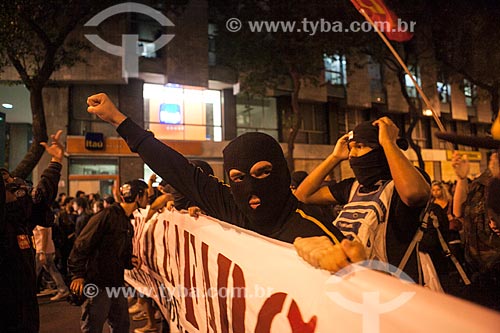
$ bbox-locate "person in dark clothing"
[423,182,453,275]
[452,151,500,309]
[290,170,336,224]
[294,118,430,277]
[53,196,76,279]
[86,93,365,270]
[0,130,64,333]
[73,196,91,237]
[68,179,147,333]
[165,159,215,212]
[103,195,115,208]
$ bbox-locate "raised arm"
[147,173,157,199]
[295,133,350,205]
[87,93,239,224]
[451,152,469,218]
[374,117,430,207]
[30,130,64,228]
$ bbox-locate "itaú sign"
[85,132,105,150]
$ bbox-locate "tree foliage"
[428,0,500,117]
[211,0,364,171]
[0,0,116,178]
[0,0,190,178]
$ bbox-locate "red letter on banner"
[183,231,199,329]
[255,292,317,333]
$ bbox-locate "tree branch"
[18,13,53,49]
[7,51,32,87]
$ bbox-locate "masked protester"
[86,93,365,271]
[0,130,64,333]
[294,118,430,278]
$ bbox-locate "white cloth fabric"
[33,226,55,254]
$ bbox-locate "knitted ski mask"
[349,121,392,187]
[223,133,293,228]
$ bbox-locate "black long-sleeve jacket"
[0,161,61,332]
[117,118,344,244]
[68,203,134,288]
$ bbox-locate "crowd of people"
[1,92,499,332]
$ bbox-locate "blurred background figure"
[33,225,70,301]
[72,197,91,237]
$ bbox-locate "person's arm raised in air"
[374,117,430,207]
[86,93,236,222]
[294,133,350,205]
[451,152,469,218]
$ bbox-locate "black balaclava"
[349,121,392,188]
[223,132,295,232]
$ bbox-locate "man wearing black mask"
[294,117,430,276]
[0,130,64,332]
[86,93,365,270]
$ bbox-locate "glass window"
[405,66,420,98]
[130,12,165,59]
[208,23,217,66]
[324,54,347,85]
[437,81,451,104]
[144,84,222,141]
[137,41,158,58]
[69,158,118,175]
[368,61,385,103]
[463,80,477,107]
[295,103,328,145]
[236,96,278,140]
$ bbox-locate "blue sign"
[85,132,105,150]
[159,103,182,124]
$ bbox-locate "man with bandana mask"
[294,117,430,277]
[86,93,366,271]
[0,130,64,332]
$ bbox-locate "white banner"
[125,210,500,333]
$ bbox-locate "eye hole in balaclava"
[223,132,292,226]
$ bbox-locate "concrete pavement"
[38,294,166,333]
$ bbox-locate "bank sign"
[85,132,105,150]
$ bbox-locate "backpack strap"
[431,214,471,285]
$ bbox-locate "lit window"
[144,84,222,141]
[463,80,477,107]
[137,41,157,58]
[324,54,347,85]
[404,66,420,98]
[437,82,451,103]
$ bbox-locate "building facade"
[0,0,494,196]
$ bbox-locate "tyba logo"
[85,2,175,78]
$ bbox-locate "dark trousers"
[80,287,129,333]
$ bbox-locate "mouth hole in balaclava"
[223,132,292,226]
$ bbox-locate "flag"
[351,0,414,42]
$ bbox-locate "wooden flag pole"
[356,7,446,132]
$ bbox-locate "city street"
[38,294,164,333]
